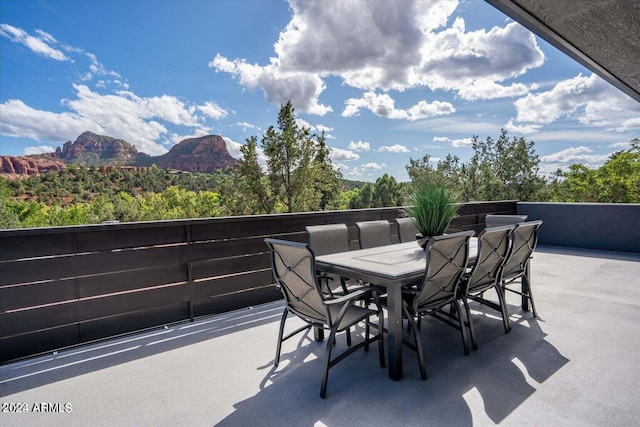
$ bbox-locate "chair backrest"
[306,224,350,256]
[485,214,528,228]
[356,220,392,249]
[502,220,543,279]
[413,230,474,310]
[464,225,514,295]
[395,217,419,243]
[264,238,327,324]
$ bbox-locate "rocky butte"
[0,155,67,179]
[54,131,149,166]
[1,132,238,178]
[142,135,238,172]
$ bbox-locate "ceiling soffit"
[486,0,640,103]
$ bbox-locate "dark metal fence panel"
[0,201,516,363]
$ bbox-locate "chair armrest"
[324,288,373,306]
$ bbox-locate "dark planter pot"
[416,233,433,250]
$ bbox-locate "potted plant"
[408,184,459,249]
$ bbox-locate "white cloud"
[614,116,640,132]
[315,124,333,134]
[0,26,236,157]
[0,24,69,61]
[609,141,631,149]
[379,144,409,153]
[295,118,334,139]
[431,136,474,148]
[404,117,500,135]
[348,141,370,151]
[198,101,228,120]
[342,91,454,120]
[344,166,365,178]
[221,136,269,170]
[541,146,611,166]
[512,73,640,130]
[235,121,260,132]
[416,20,545,99]
[211,0,546,114]
[0,99,101,143]
[0,84,221,155]
[209,54,332,115]
[275,0,458,90]
[406,100,456,120]
[451,138,474,147]
[457,79,537,101]
[24,145,55,155]
[222,136,243,159]
[330,147,359,161]
[295,118,313,130]
[86,52,121,80]
[362,162,385,170]
[504,119,541,134]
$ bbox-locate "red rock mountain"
[0,132,238,179]
[146,135,237,172]
[0,155,67,178]
[54,131,149,166]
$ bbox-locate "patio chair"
[395,217,419,243]
[306,224,352,296]
[484,214,528,228]
[459,225,515,348]
[393,230,474,380]
[356,220,392,249]
[500,220,543,317]
[264,238,385,398]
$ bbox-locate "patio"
[2,245,639,426]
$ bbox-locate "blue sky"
[1,0,638,181]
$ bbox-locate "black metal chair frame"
[398,230,474,380]
[500,220,543,317]
[459,225,515,348]
[265,238,385,398]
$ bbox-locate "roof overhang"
[486,0,640,103]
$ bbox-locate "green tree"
[349,182,374,209]
[592,138,640,202]
[406,129,544,202]
[311,131,341,210]
[465,129,544,201]
[263,101,317,212]
[372,174,404,207]
[237,101,341,214]
[546,138,640,203]
[0,179,20,229]
[236,136,275,214]
[406,154,463,197]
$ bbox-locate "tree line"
[1,101,638,229]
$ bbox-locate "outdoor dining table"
[315,238,478,381]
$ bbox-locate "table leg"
[314,326,324,341]
[386,284,403,381]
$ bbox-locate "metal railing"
[0,201,517,363]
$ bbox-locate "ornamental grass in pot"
[408,185,459,249]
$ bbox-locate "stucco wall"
[517,202,640,253]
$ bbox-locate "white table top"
[316,238,478,287]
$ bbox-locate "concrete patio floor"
[1,246,639,426]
